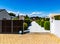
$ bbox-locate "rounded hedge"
[40,20,44,27]
[24,20,32,26]
[45,18,50,21]
[44,21,50,30]
[54,15,60,20]
[36,20,41,25]
[23,22,28,30]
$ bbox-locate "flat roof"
[49,14,60,17]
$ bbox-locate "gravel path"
[28,21,50,32]
[0,33,60,44]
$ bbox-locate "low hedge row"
[37,19,50,30]
[24,20,32,26]
[40,20,44,27]
[23,20,31,30]
[24,19,50,30]
[23,22,28,30]
[54,15,60,20]
[44,21,50,30]
[36,20,41,25]
[45,18,50,21]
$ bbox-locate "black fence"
[0,20,23,34]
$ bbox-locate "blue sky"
[0,0,60,16]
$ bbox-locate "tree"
[44,21,50,30]
[8,13,16,17]
[25,15,30,20]
[17,14,19,18]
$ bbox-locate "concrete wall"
[50,18,60,37]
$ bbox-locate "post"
[21,20,24,34]
[11,20,13,33]
[19,15,24,34]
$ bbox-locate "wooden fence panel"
[2,20,11,33]
[13,20,23,33]
[1,20,23,34]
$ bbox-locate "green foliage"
[44,21,50,30]
[12,17,19,20]
[24,20,32,26]
[8,13,16,17]
[23,22,28,30]
[35,16,40,20]
[36,20,41,25]
[41,18,45,21]
[45,18,50,21]
[25,15,30,20]
[54,15,60,20]
[40,20,44,27]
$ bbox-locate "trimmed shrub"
[40,20,44,27]
[36,20,41,25]
[41,18,45,21]
[23,22,28,30]
[44,21,50,30]
[54,15,60,20]
[12,17,19,20]
[45,18,50,21]
[24,20,32,26]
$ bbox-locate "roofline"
[49,13,60,17]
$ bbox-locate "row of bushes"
[24,21,50,30]
[23,22,28,30]
[36,18,50,30]
[23,18,50,30]
[23,20,31,30]
[40,20,50,30]
[36,20,41,25]
[54,15,60,20]
[44,21,50,30]
[24,20,50,30]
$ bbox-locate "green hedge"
[54,15,60,20]
[45,18,50,21]
[12,17,19,20]
[24,20,32,26]
[36,20,41,25]
[44,21,50,30]
[23,22,28,30]
[41,18,45,21]
[40,20,44,27]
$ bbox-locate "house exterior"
[49,14,60,37]
[0,9,11,32]
[0,9,11,20]
[19,15,24,20]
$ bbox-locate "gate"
[0,20,23,34]
[13,20,23,33]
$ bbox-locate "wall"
[50,18,60,37]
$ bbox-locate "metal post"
[11,20,13,33]
[21,20,23,34]
[0,20,2,33]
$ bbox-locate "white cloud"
[7,10,48,17]
[31,12,42,15]
[29,12,48,17]
[29,12,42,17]
[7,10,26,16]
